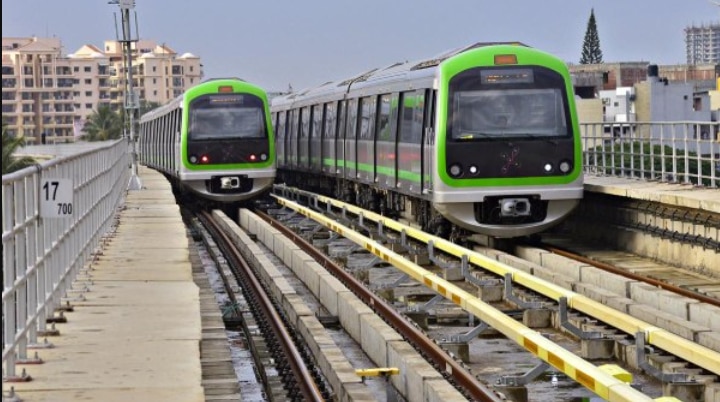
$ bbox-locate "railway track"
[268,184,720,402]
[173,184,719,401]
[254,208,503,401]
[187,208,328,401]
[187,206,483,401]
[533,238,720,308]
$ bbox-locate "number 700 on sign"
[40,179,74,218]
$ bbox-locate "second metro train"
[271,42,583,238]
[138,78,276,205]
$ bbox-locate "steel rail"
[541,244,720,308]
[255,209,504,402]
[275,185,720,376]
[199,210,325,402]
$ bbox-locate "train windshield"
[188,94,266,140]
[450,88,568,140]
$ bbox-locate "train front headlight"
[543,163,553,173]
[261,153,267,161]
[449,164,463,178]
[189,155,198,164]
[559,160,571,173]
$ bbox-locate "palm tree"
[2,124,36,174]
[81,105,123,141]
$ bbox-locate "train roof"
[271,41,529,108]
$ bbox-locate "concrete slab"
[3,166,204,402]
[584,175,720,214]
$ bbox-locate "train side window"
[277,112,286,140]
[337,100,346,139]
[324,102,336,139]
[398,90,424,143]
[359,96,376,140]
[289,109,298,140]
[312,105,322,139]
[346,99,358,139]
[285,111,291,139]
[300,107,309,138]
[377,94,392,141]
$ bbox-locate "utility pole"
[110,0,142,190]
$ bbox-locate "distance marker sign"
[40,179,74,218]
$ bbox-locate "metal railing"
[2,139,129,381]
[581,121,719,188]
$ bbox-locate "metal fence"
[581,121,719,188]
[2,139,129,381]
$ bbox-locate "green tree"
[2,124,36,174]
[81,105,123,141]
[580,8,603,64]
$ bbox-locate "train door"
[275,112,287,169]
[336,100,347,177]
[161,114,168,171]
[299,106,310,170]
[396,90,425,195]
[345,98,359,180]
[322,102,337,174]
[422,90,436,195]
[171,109,178,173]
[310,104,322,172]
[288,109,298,168]
[376,93,396,190]
[357,96,376,184]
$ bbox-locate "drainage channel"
[194,209,328,401]
[186,210,266,401]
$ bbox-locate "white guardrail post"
[2,140,130,383]
[581,121,719,188]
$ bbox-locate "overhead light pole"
[110,0,142,190]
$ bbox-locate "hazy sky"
[2,1,718,92]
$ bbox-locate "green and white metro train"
[138,78,276,204]
[271,42,583,238]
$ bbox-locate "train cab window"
[450,88,567,139]
[448,66,569,140]
[188,93,266,140]
[398,90,424,143]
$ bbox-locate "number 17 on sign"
[40,179,74,218]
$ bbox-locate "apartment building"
[685,23,720,65]
[1,37,202,144]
